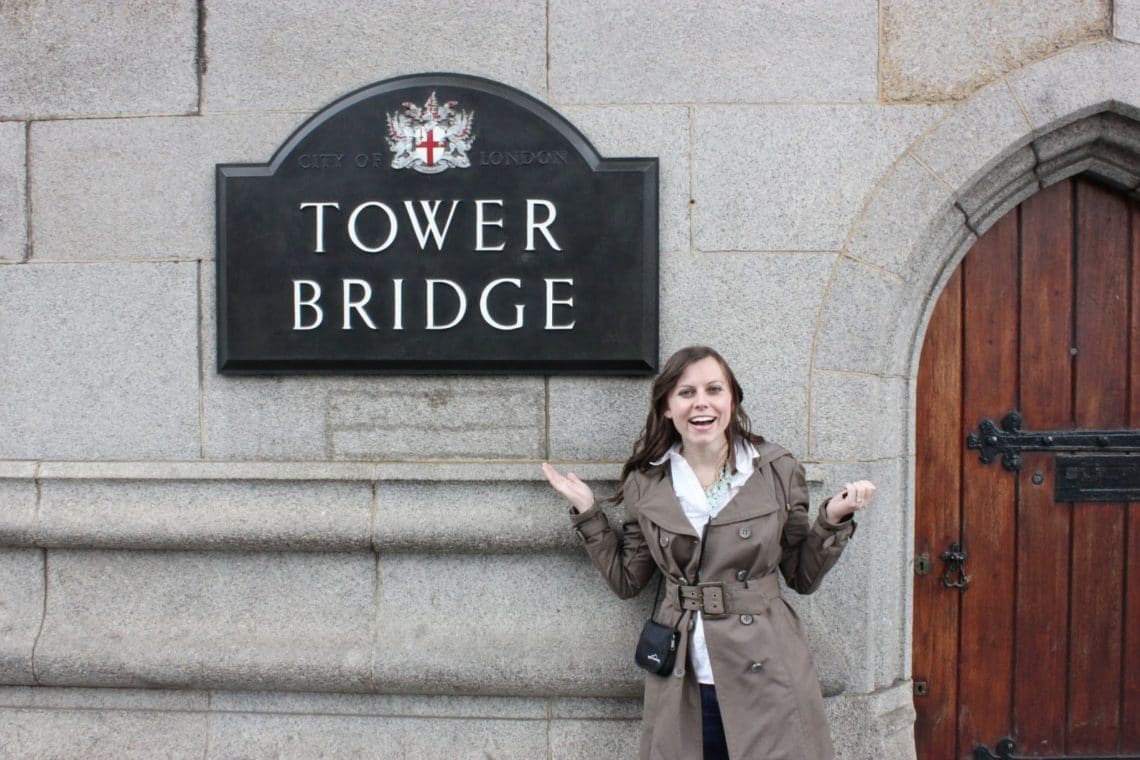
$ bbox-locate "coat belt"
[669,572,782,618]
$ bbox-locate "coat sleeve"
[777,458,857,594]
[568,474,658,599]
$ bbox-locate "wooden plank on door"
[1012,180,1073,754]
[959,211,1019,758]
[1124,201,1140,751]
[915,266,963,759]
[1068,180,1128,755]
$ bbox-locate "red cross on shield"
[414,124,445,166]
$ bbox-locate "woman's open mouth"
[689,416,717,431]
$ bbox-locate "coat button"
[659,535,670,547]
[749,661,764,673]
[736,570,747,581]
[673,669,684,678]
[740,614,754,625]
[738,526,752,539]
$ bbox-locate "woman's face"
[663,356,732,453]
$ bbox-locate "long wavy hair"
[610,345,764,503]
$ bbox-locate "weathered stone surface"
[958,146,1040,236]
[845,153,972,286]
[910,81,1034,192]
[810,373,907,463]
[1118,0,1140,43]
[548,377,652,461]
[0,685,207,711]
[0,122,25,261]
[693,105,942,252]
[561,106,690,253]
[550,0,876,103]
[199,266,546,461]
[0,706,207,759]
[0,480,37,545]
[881,0,1110,101]
[35,550,374,691]
[1034,111,1140,190]
[550,696,641,719]
[210,690,546,719]
[204,0,547,112]
[0,262,199,460]
[0,549,42,685]
[826,682,918,760]
[373,480,614,553]
[1007,41,1140,132]
[550,719,640,759]
[806,458,909,691]
[373,552,649,696]
[207,712,548,759]
[31,113,299,261]
[36,479,372,551]
[0,2,197,119]
[660,252,834,457]
[814,257,925,378]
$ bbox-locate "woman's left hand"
[826,480,876,522]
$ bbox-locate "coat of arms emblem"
[386,92,475,174]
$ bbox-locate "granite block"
[549,0,876,103]
[1007,41,1140,133]
[0,480,37,546]
[0,122,25,261]
[1118,0,1140,43]
[547,377,652,461]
[36,479,372,551]
[35,550,375,691]
[693,104,942,252]
[31,113,300,261]
[659,252,835,457]
[8,686,208,712]
[560,106,690,253]
[0,262,200,460]
[0,2,197,118]
[550,696,642,720]
[909,81,1034,192]
[207,712,547,759]
[814,257,925,378]
[846,153,971,286]
[810,373,907,463]
[0,707,207,759]
[0,549,43,685]
[550,719,641,759]
[881,0,1109,101]
[806,458,909,690]
[373,552,649,696]
[204,0,547,112]
[373,480,610,553]
[825,683,918,760]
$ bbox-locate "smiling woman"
[542,345,875,760]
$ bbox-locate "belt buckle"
[699,582,726,617]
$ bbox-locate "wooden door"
[914,177,1140,759]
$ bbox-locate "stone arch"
[807,40,1140,694]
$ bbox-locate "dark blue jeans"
[700,684,730,760]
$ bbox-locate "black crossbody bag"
[634,574,680,675]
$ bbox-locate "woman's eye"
[678,389,693,397]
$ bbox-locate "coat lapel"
[633,469,701,538]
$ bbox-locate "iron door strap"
[975,737,1140,759]
[968,410,1140,472]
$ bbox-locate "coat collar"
[632,440,794,534]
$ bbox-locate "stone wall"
[2,2,1137,757]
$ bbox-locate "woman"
[542,345,874,759]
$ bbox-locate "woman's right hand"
[541,462,596,514]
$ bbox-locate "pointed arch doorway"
[914,177,1140,759]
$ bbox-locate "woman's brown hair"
[609,345,764,503]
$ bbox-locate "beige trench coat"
[571,441,855,759]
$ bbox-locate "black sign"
[1055,455,1140,502]
[216,73,658,374]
